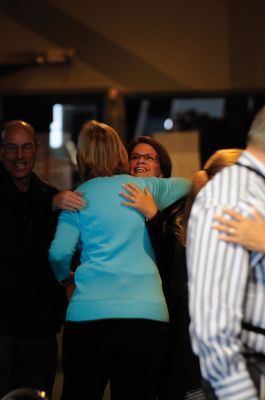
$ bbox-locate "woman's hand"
[53,191,86,211]
[213,208,265,252]
[120,182,158,220]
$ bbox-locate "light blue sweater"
[49,174,190,323]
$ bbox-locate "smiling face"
[1,124,36,191]
[129,143,163,177]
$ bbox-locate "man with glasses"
[0,120,85,398]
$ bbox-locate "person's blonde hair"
[178,148,243,245]
[76,120,129,181]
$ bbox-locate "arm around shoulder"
[150,176,191,210]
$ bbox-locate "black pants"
[157,326,202,399]
[0,334,58,399]
[61,319,169,400]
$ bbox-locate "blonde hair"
[179,148,243,245]
[76,120,129,181]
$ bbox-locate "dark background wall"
[0,0,264,171]
[0,0,264,93]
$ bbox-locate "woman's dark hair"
[127,136,172,177]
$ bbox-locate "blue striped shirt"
[187,150,265,399]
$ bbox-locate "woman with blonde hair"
[179,148,243,245]
[49,120,190,400]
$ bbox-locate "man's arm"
[187,202,258,399]
[52,190,86,211]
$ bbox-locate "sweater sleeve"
[49,210,80,282]
[144,176,190,210]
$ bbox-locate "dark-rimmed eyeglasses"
[129,153,159,162]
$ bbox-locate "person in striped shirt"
[187,106,265,400]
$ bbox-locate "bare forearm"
[213,208,265,252]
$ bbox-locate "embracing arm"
[120,177,190,213]
[52,190,86,211]
[119,176,189,244]
[213,208,265,252]
[120,183,159,220]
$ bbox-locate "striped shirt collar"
[238,150,265,177]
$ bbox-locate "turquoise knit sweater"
[49,174,190,323]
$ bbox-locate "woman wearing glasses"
[125,140,245,400]
[127,137,171,179]
[123,136,203,400]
